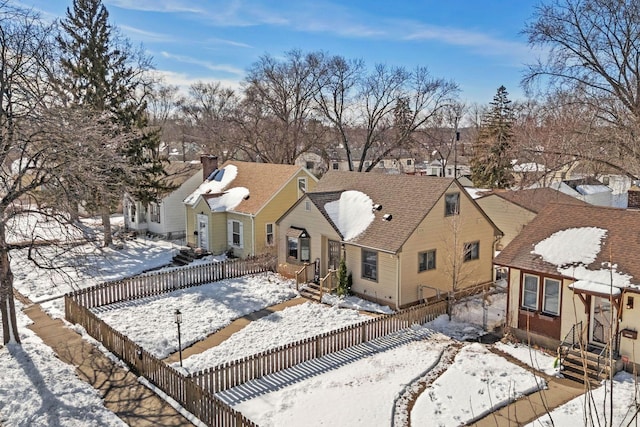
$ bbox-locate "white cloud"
[150,69,243,94]
[105,0,204,13]
[160,51,244,76]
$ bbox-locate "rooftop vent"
[383,214,393,221]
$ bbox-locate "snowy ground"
[94,272,298,359]
[4,214,640,426]
[0,301,125,426]
[175,301,369,373]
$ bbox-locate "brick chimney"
[200,155,219,181]
[628,185,640,209]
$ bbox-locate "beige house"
[277,171,501,309]
[495,203,640,372]
[184,157,317,258]
[476,188,588,250]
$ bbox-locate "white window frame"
[266,223,274,246]
[543,278,561,315]
[463,241,480,262]
[150,202,161,223]
[227,220,243,249]
[522,274,540,310]
[297,177,307,198]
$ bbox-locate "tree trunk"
[101,206,112,247]
[0,229,20,344]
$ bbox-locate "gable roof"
[479,187,588,214]
[313,171,460,253]
[186,161,310,215]
[494,203,640,286]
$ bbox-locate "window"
[287,237,298,258]
[628,296,635,309]
[406,159,412,166]
[418,250,436,272]
[543,278,561,315]
[445,192,460,216]
[287,228,310,262]
[463,241,479,262]
[522,274,539,310]
[378,160,385,168]
[332,162,339,170]
[227,220,243,248]
[297,177,307,198]
[305,200,311,211]
[447,168,453,176]
[150,202,160,223]
[306,161,314,170]
[130,203,136,223]
[266,223,274,246]
[362,249,378,281]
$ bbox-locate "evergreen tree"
[337,257,348,296]
[56,0,164,245]
[470,85,514,188]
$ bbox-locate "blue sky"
[17,0,543,104]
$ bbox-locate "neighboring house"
[494,203,640,370]
[184,158,318,258]
[476,188,588,250]
[277,171,502,309]
[327,147,417,174]
[123,161,203,239]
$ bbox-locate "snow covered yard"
[93,272,299,359]
[0,302,125,426]
[411,342,544,426]
[175,301,370,373]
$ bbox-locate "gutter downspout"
[396,250,401,310]
[251,215,256,257]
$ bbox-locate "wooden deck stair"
[299,282,324,302]
[559,345,613,387]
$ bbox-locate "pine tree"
[56,0,165,245]
[470,85,515,188]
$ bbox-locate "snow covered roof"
[309,171,499,253]
[512,162,546,173]
[184,161,310,215]
[576,184,612,195]
[323,190,375,241]
[495,203,640,294]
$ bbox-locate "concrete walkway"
[164,297,308,364]
[23,303,192,427]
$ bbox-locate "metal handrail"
[560,321,583,349]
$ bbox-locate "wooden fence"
[65,294,257,427]
[68,255,276,309]
[190,299,447,394]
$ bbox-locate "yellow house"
[277,171,502,309]
[476,187,588,250]
[184,158,317,258]
[495,203,640,376]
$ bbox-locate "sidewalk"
[23,303,192,427]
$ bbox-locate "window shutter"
[227,219,233,247]
[238,222,244,248]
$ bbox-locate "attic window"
[445,192,460,216]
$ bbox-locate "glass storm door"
[590,296,615,347]
[197,214,209,251]
[328,240,341,271]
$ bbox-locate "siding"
[255,170,317,256]
[476,195,536,249]
[150,172,202,236]
[348,246,398,308]
[277,196,341,277]
[398,182,496,306]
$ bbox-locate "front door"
[590,296,615,347]
[197,214,209,251]
[328,240,341,271]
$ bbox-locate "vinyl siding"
[148,172,202,236]
[348,245,398,307]
[476,195,536,249]
[255,170,317,256]
[398,182,497,306]
[277,196,341,277]
[185,198,211,248]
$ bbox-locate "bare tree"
[523,0,640,177]
[316,56,459,172]
[419,102,466,177]
[240,50,327,164]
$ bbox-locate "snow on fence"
[68,255,277,309]
[189,299,448,394]
[65,294,257,427]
